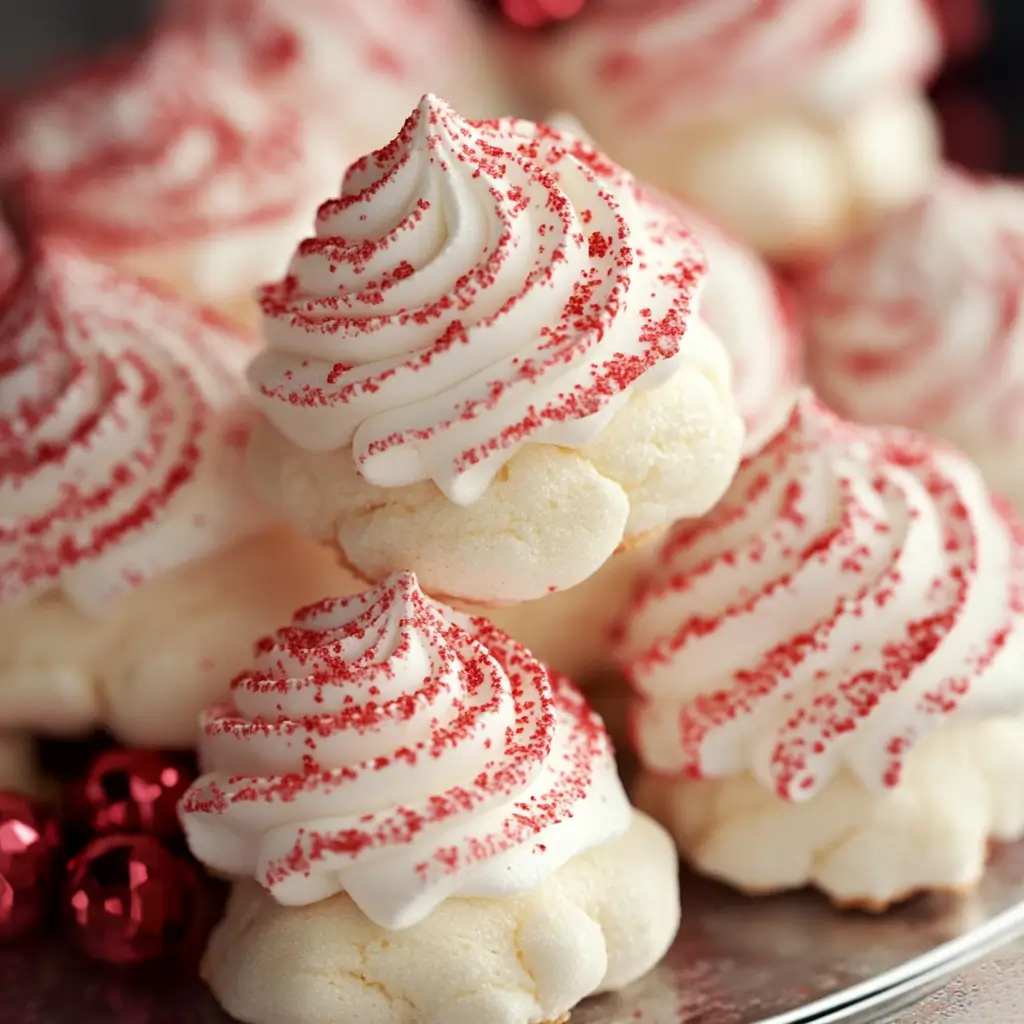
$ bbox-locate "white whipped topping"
[180,571,631,929]
[801,170,1024,476]
[0,244,268,615]
[0,31,329,297]
[618,391,1024,802]
[542,0,940,132]
[251,95,710,506]
[178,0,503,156]
[689,209,801,451]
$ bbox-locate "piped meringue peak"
[0,30,313,251]
[0,243,265,614]
[180,570,632,929]
[251,95,709,506]
[619,391,1024,802]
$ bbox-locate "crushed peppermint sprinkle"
[0,242,262,612]
[0,30,308,248]
[250,95,707,504]
[180,571,626,924]
[619,391,1024,801]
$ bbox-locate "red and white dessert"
[181,571,679,1024]
[0,244,352,746]
[0,30,334,320]
[797,168,1024,511]
[529,0,942,257]
[176,0,509,165]
[246,95,743,686]
[619,392,1024,908]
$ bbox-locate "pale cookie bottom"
[635,717,1024,911]
[202,811,680,1024]
[248,348,744,606]
[615,89,939,260]
[460,535,660,684]
[0,527,360,747]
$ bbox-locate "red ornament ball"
[63,834,200,965]
[0,791,61,941]
[65,749,195,840]
[500,0,585,28]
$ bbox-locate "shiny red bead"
[63,834,199,965]
[64,749,195,840]
[0,791,61,941]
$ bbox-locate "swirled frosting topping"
[0,243,267,614]
[690,209,801,451]
[547,0,940,130]
[618,392,1024,801]
[0,31,313,250]
[800,170,1024,452]
[251,95,708,505]
[179,571,631,928]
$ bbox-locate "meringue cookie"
[0,30,334,312]
[0,245,356,746]
[203,812,679,1024]
[618,392,1024,907]
[176,0,509,162]
[248,96,744,607]
[181,572,678,1024]
[530,0,942,257]
[797,168,1024,511]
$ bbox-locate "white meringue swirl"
[801,170,1024,470]
[544,0,940,130]
[250,95,708,506]
[0,31,318,260]
[0,243,266,614]
[619,392,1024,802]
[180,571,631,929]
[689,209,801,451]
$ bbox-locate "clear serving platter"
[4,839,1024,1024]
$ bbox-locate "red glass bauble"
[63,834,200,965]
[0,791,61,941]
[65,749,195,841]
[498,0,585,28]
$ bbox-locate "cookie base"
[202,811,680,1024]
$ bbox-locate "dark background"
[0,0,1021,172]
